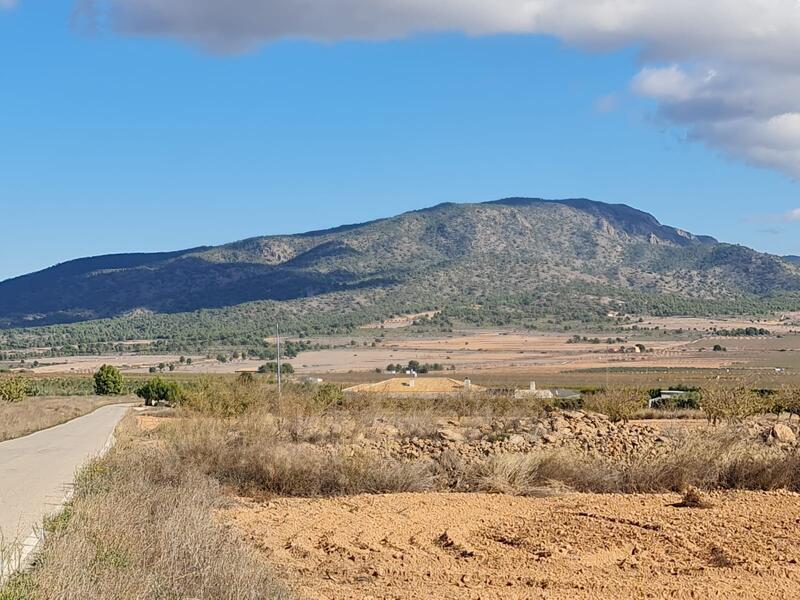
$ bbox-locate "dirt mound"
[360,411,670,464]
[221,491,800,600]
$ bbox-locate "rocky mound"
[361,411,669,464]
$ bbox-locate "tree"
[94,365,124,396]
[135,377,183,406]
[701,379,769,425]
[257,362,294,374]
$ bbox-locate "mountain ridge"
[1,198,798,330]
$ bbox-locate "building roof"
[344,377,484,394]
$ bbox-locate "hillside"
[1,198,799,344]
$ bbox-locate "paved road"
[0,404,132,548]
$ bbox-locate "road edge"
[2,404,133,581]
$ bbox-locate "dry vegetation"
[6,377,800,598]
[0,396,130,443]
[0,415,290,600]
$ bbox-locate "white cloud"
[65,1,800,179]
[784,208,800,222]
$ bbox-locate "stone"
[437,428,466,443]
[771,423,797,444]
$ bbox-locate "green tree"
[93,365,124,396]
[257,362,294,375]
[135,378,183,406]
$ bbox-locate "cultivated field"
[224,490,800,599]
[15,323,800,390]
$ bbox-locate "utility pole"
[276,323,282,398]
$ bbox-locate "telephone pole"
[276,323,282,398]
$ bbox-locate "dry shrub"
[633,408,703,420]
[474,453,584,497]
[162,413,436,497]
[775,386,800,420]
[0,376,28,403]
[584,387,647,423]
[15,421,289,600]
[179,376,270,416]
[701,380,772,425]
[674,487,713,509]
[472,429,800,495]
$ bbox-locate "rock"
[771,423,797,444]
[507,434,526,446]
[437,428,466,443]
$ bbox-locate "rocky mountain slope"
[1,198,798,329]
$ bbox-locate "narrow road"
[0,404,132,549]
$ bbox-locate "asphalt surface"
[0,403,132,546]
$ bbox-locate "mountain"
[785,256,800,265]
[1,198,799,331]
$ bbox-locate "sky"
[2,0,800,281]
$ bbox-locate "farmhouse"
[514,381,554,400]
[344,377,484,398]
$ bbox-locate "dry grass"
[152,401,800,499]
[162,413,437,497]
[0,396,132,443]
[475,428,800,496]
[6,416,289,600]
[583,387,647,423]
[632,408,704,420]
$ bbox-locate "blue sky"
[1,0,800,281]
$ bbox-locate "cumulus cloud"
[68,1,800,179]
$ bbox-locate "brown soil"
[136,414,170,432]
[221,491,800,600]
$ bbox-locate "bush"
[701,380,771,425]
[584,387,646,423]
[0,375,29,402]
[311,383,344,409]
[258,362,294,375]
[773,386,800,420]
[93,365,124,396]
[180,377,265,417]
[135,378,184,407]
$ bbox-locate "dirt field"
[29,354,258,375]
[222,490,800,600]
[16,325,800,389]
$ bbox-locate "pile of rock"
[360,410,669,464]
